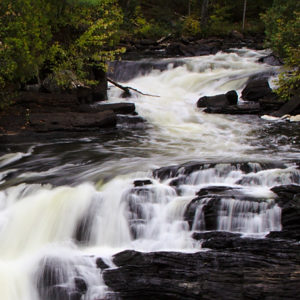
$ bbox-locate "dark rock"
[165,42,186,56]
[134,179,153,187]
[192,231,241,242]
[153,161,283,181]
[258,54,283,66]
[74,277,87,293]
[197,90,238,108]
[108,60,184,82]
[259,93,283,113]
[272,95,300,117]
[226,90,239,105]
[204,102,260,114]
[103,247,300,300]
[96,257,110,270]
[271,184,300,201]
[75,214,94,244]
[241,79,274,101]
[196,186,240,197]
[267,230,300,241]
[153,164,182,181]
[184,196,220,230]
[271,184,300,232]
[94,103,136,115]
[29,111,117,132]
[169,175,187,187]
[116,115,146,126]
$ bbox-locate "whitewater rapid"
[0,48,299,300]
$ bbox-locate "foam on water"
[0,49,298,300]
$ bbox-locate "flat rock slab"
[103,246,300,300]
[29,110,116,132]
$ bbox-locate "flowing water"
[0,49,299,299]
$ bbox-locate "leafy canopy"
[262,0,300,100]
[0,0,123,107]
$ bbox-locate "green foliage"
[262,0,300,100]
[0,0,124,107]
[182,16,201,37]
[206,3,233,36]
[123,5,168,39]
[0,1,52,83]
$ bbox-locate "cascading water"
[0,49,299,299]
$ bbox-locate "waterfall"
[0,48,299,299]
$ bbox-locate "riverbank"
[0,35,285,136]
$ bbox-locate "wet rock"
[271,94,300,117]
[123,186,155,238]
[75,215,93,244]
[108,60,185,82]
[96,257,110,270]
[93,103,136,115]
[258,93,282,113]
[116,115,146,127]
[133,179,153,187]
[74,277,87,293]
[197,90,238,108]
[241,79,274,102]
[204,102,261,114]
[267,230,300,241]
[196,186,241,197]
[153,161,284,181]
[103,247,300,300]
[271,184,300,232]
[37,257,89,300]
[184,196,220,230]
[192,231,241,243]
[258,54,283,66]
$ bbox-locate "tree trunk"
[242,0,247,31]
[201,0,209,27]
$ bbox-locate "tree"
[201,0,210,27]
[0,0,123,108]
[262,0,300,100]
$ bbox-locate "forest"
[0,0,299,108]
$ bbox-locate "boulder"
[258,54,283,66]
[197,90,238,108]
[241,79,274,101]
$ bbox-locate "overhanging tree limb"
[107,78,160,98]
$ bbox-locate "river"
[0,48,299,299]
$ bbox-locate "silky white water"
[0,49,299,299]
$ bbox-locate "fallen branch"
[107,78,160,98]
